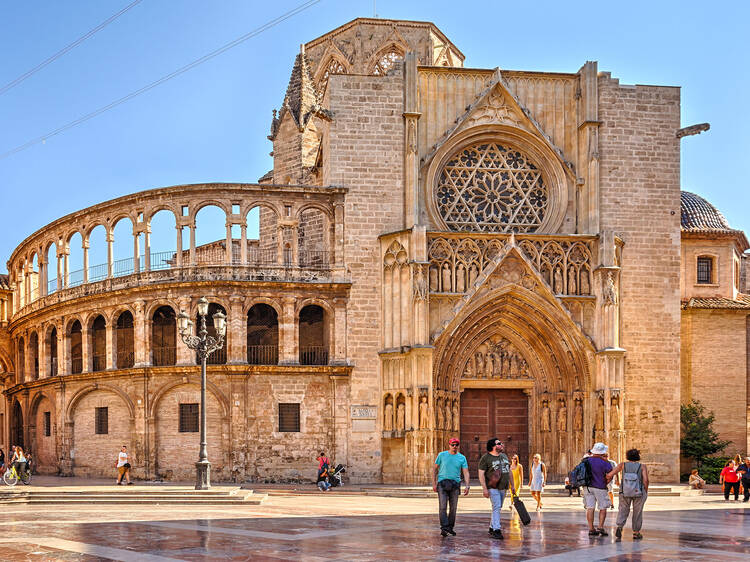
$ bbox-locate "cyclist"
[10,446,28,479]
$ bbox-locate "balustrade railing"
[299,346,329,365]
[71,357,83,374]
[153,346,176,367]
[117,351,135,369]
[205,346,227,365]
[247,345,279,365]
[92,354,106,372]
[299,250,329,268]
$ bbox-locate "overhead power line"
[0,0,322,161]
[0,0,144,97]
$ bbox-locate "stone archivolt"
[461,335,531,380]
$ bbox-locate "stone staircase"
[0,487,266,505]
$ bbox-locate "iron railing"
[71,357,83,374]
[299,346,328,365]
[117,351,135,369]
[247,345,278,365]
[153,346,176,366]
[298,250,329,268]
[205,346,227,365]
[92,354,106,372]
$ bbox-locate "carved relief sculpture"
[462,336,531,380]
[413,264,428,301]
[419,396,429,429]
[610,394,621,431]
[557,397,567,432]
[436,399,444,429]
[445,401,452,433]
[540,399,551,432]
[595,394,606,432]
[384,401,394,432]
[573,395,584,432]
[441,263,452,292]
[455,263,465,293]
[396,403,406,431]
[603,271,618,305]
[452,401,459,432]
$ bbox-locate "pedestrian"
[432,437,470,537]
[115,445,133,485]
[316,452,331,491]
[508,454,524,510]
[688,469,705,490]
[529,453,546,511]
[607,448,649,540]
[583,442,613,536]
[735,457,750,502]
[719,460,740,501]
[0,447,5,473]
[604,452,618,509]
[478,438,516,540]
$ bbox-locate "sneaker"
[588,529,599,537]
[447,529,456,536]
[615,527,622,539]
[440,529,449,537]
[597,528,609,537]
[633,532,643,540]
[490,529,503,540]
[488,527,493,535]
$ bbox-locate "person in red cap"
[432,437,470,537]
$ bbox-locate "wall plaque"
[351,405,377,419]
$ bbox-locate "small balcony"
[299,346,329,366]
[247,345,279,365]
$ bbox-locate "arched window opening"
[149,209,177,271]
[70,321,82,374]
[299,305,328,365]
[246,205,278,265]
[29,254,40,301]
[317,57,347,95]
[29,332,39,380]
[67,232,84,287]
[91,315,106,372]
[195,205,227,265]
[247,304,278,365]
[297,208,329,267]
[435,142,549,233]
[197,303,227,365]
[152,306,176,366]
[49,328,58,376]
[46,242,58,294]
[116,311,135,368]
[112,217,135,277]
[87,224,108,282]
[17,337,25,381]
[371,45,404,76]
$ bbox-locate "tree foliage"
[680,400,731,468]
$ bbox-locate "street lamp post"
[177,297,226,490]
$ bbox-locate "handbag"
[123,462,131,469]
[487,469,501,489]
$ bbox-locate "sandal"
[588,529,599,536]
[597,528,608,536]
[633,532,643,540]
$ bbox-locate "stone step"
[0,487,267,505]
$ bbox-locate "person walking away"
[604,453,618,509]
[508,454,524,510]
[719,460,740,501]
[688,469,705,490]
[583,442,613,536]
[529,453,546,511]
[115,445,133,485]
[735,457,750,502]
[607,448,649,540]
[432,437,470,537]
[478,439,516,539]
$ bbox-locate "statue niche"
[462,335,531,380]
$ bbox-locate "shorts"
[582,487,611,510]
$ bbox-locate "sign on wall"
[351,405,377,432]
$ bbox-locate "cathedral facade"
[1,18,747,484]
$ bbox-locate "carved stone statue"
[568,267,577,295]
[441,264,452,292]
[469,264,478,286]
[595,395,606,431]
[462,359,474,378]
[540,399,551,432]
[610,395,621,431]
[429,266,438,292]
[455,263,465,293]
[384,401,393,432]
[474,352,484,378]
[436,400,444,429]
[396,403,406,431]
[580,270,590,295]
[452,401,459,431]
[445,401,452,432]
[485,352,494,378]
[557,398,567,432]
[603,271,618,305]
[573,396,583,431]
[554,267,563,294]
[419,396,429,429]
[413,266,427,301]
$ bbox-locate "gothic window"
[435,142,549,233]
[697,256,713,284]
[371,45,404,76]
[317,57,347,95]
[95,407,108,435]
[179,403,199,433]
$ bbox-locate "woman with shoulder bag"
[607,448,649,540]
[116,445,133,485]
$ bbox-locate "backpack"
[571,458,592,487]
[621,463,643,497]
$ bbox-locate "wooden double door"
[460,388,529,479]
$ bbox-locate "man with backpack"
[478,438,517,540]
[573,442,613,536]
[607,448,649,540]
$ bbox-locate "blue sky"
[2,0,749,274]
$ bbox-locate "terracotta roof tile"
[681,191,731,232]
[681,294,750,309]
[0,274,8,290]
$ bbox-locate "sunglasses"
[450,443,460,446]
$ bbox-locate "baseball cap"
[449,438,460,445]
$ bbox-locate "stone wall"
[598,75,682,481]
[326,70,405,481]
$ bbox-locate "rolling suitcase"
[513,496,532,525]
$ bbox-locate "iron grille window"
[44,411,51,436]
[697,257,713,284]
[95,407,108,435]
[278,403,300,432]
[179,403,199,433]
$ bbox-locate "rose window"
[372,47,404,75]
[436,143,548,232]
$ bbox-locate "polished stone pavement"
[0,490,747,560]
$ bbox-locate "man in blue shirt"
[432,437,470,536]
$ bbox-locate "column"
[228,296,246,364]
[240,225,247,264]
[279,296,297,364]
[81,324,90,373]
[40,257,48,297]
[333,202,344,268]
[133,231,140,274]
[403,52,420,228]
[105,321,114,370]
[56,323,64,376]
[63,247,69,288]
[225,223,233,264]
[82,239,89,284]
[39,329,48,379]
[189,223,196,266]
[107,231,114,278]
[143,226,151,271]
[133,301,147,367]
[332,298,347,364]
[175,226,183,267]
[56,247,63,290]
[176,297,194,366]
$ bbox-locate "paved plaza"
[0,481,747,560]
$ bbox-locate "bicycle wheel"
[3,470,17,486]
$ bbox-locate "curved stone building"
[1,18,747,483]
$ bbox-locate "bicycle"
[3,464,31,486]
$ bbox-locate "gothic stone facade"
[1,18,747,484]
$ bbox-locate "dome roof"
[680,191,732,232]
